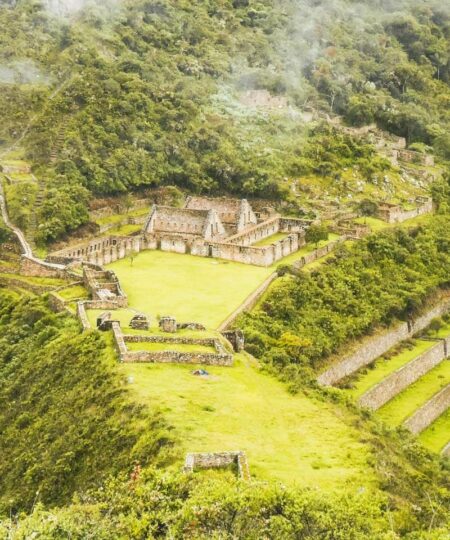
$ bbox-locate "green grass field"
[347,340,437,399]
[378,360,450,425]
[108,251,273,328]
[120,353,377,490]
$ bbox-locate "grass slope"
[120,353,377,491]
[419,408,450,453]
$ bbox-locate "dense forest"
[0,0,449,241]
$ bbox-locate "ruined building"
[48,197,311,267]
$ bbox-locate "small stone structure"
[112,322,233,366]
[82,263,128,307]
[96,311,112,331]
[159,316,177,333]
[318,296,450,386]
[183,451,250,480]
[377,197,433,224]
[178,322,206,331]
[130,314,150,330]
[221,329,245,352]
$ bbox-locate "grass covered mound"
[0,293,175,512]
[241,216,450,378]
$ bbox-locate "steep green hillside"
[0,292,174,512]
[0,0,449,241]
[241,215,450,377]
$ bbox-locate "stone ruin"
[183,451,250,481]
[48,197,312,268]
[178,322,206,331]
[159,316,178,333]
[221,329,245,352]
[82,263,128,307]
[130,314,150,330]
[377,196,433,224]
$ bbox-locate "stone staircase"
[26,175,46,248]
[50,128,66,163]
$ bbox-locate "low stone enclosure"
[377,197,433,224]
[358,337,450,410]
[47,197,312,267]
[112,322,234,366]
[318,295,450,387]
[184,451,251,481]
[82,262,128,307]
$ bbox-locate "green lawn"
[377,360,450,425]
[120,353,377,491]
[347,340,437,399]
[252,232,290,247]
[418,408,450,454]
[108,251,273,328]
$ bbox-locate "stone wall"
[359,338,449,410]
[318,296,450,386]
[442,441,450,457]
[377,198,433,224]
[292,238,344,270]
[403,383,450,435]
[19,255,67,279]
[121,349,233,366]
[218,272,278,331]
[112,323,233,366]
[184,451,250,480]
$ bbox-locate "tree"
[305,224,329,247]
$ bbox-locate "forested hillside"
[0,292,174,511]
[0,0,449,241]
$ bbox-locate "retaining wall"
[359,338,450,410]
[403,383,450,435]
[318,296,450,386]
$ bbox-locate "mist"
[0,60,51,85]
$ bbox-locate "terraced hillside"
[342,319,450,455]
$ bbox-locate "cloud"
[0,60,51,85]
